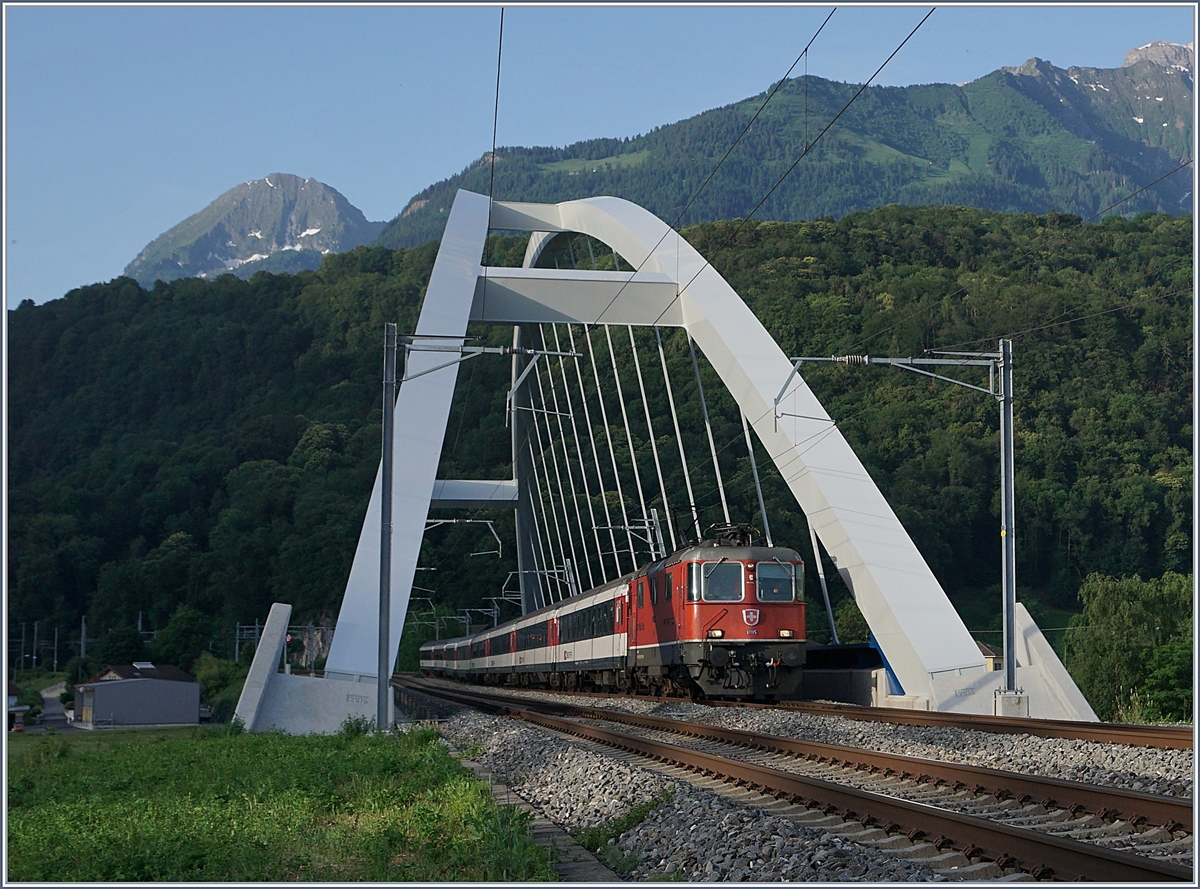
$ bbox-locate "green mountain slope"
[377,48,1192,249]
[124,174,385,286]
[9,208,1191,658]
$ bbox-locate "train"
[419,523,806,700]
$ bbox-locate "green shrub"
[339,714,376,736]
[1064,572,1192,722]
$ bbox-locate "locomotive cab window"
[756,562,797,602]
[702,561,744,602]
[649,576,658,605]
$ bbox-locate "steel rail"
[761,699,1194,751]
[400,681,1190,882]
[567,707,1193,830]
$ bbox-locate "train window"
[756,562,795,601]
[638,581,644,608]
[687,563,700,602]
[517,620,548,650]
[649,576,658,605]
[665,573,672,602]
[702,561,744,602]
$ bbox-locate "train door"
[655,567,678,663]
[614,585,629,661]
[628,576,646,668]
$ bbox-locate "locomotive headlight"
[778,629,795,638]
[707,629,725,639]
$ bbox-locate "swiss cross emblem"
[742,609,760,627]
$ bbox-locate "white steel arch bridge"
[236,189,1096,732]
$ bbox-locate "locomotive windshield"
[756,561,796,601]
[702,561,744,601]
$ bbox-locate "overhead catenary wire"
[487,8,505,206]
[480,7,505,318]
[650,8,936,329]
[847,157,1195,353]
[584,8,839,328]
[672,158,1185,539]
[937,285,1193,352]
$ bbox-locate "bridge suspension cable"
[568,324,623,578]
[689,335,730,524]
[629,325,676,553]
[605,325,655,559]
[535,327,593,590]
[657,327,702,543]
[548,325,607,585]
[585,326,637,571]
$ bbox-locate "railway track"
[399,678,1193,882]
[761,699,1194,751]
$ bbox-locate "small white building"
[75,662,199,728]
[8,681,30,731]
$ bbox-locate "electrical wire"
[649,7,936,328]
[488,8,505,205]
[939,285,1192,351]
[583,7,838,326]
[847,157,1194,352]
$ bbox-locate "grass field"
[7,724,556,882]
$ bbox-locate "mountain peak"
[125,175,384,287]
[1002,57,1057,78]
[1124,41,1193,71]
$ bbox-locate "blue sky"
[4,4,1195,307]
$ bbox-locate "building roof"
[8,681,21,697]
[88,663,197,684]
[975,640,1003,658]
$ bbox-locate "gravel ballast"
[441,707,942,881]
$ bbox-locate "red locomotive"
[419,523,806,700]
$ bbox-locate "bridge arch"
[318,189,1094,720]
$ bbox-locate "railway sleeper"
[932,861,1012,881]
[1091,827,1185,849]
[1135,836,1196,855]
[1039,813,1102,832]
[1047,820,1138,841]
[994,809,1075,826]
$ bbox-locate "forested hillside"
[8,208,1191,695]
[378,55,1192,249]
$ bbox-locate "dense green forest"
[8,206,1191,716]
[378,59,1192,249]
